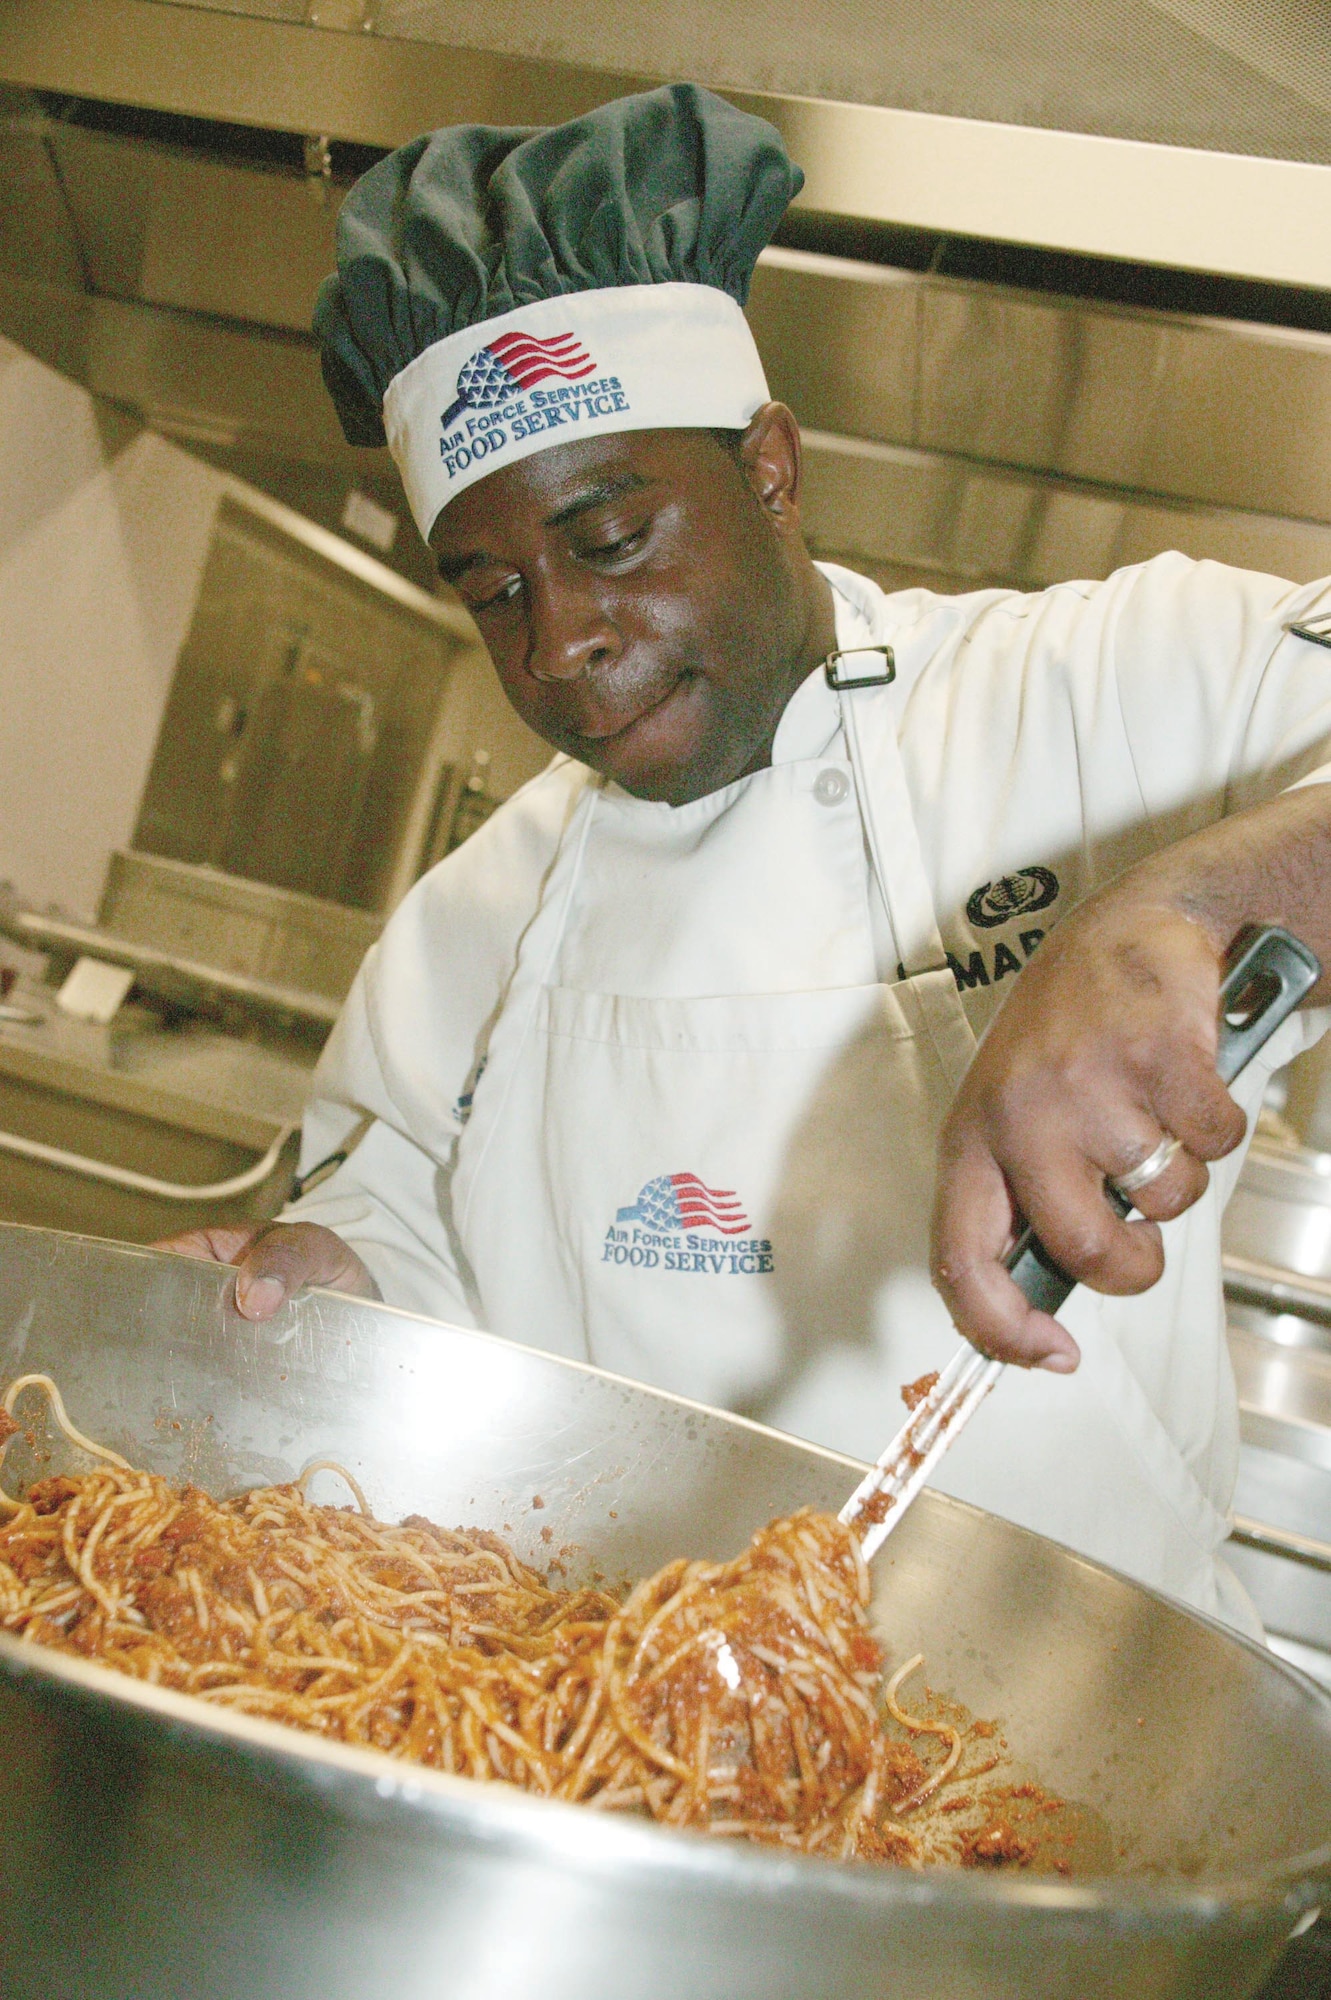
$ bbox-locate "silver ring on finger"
[1110,1135,1182,1199]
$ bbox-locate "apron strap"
[456,776,600,1235]
[537,779,600,986]
[837,683,949,981]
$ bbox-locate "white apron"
[449,646,1254,1629]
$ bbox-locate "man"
[167,84,1331,1631]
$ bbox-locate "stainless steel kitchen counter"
[0,979,310,1145]
[0,978,311,1240]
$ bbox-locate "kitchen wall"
[0,335,223,920]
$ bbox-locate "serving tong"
[841,924,1322,1560]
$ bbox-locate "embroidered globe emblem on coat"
[616,1173,750,1236]
[966,865,1060,930]
[440,330,596,431]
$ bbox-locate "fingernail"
[237,1276,284,1318]
[1039,1350,1079,1374]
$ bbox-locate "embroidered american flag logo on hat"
[616,1173,751,1236]
[441,331,595,430]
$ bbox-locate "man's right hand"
[154,1223,380,1321]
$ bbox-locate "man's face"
[430,413,830,806]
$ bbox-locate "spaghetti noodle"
[0,1375,1064,1867]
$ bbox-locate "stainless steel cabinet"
[1223,1135,1331,1685]
[134,497,455,914]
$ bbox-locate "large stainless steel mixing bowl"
[0,1222,1327,2000]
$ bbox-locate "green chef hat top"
[313,83,802,538]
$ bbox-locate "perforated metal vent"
[365,0,1331,162]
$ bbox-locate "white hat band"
[382,282,770,539]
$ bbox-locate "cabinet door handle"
[1230,1514,1331,1576]
[1225,1251,1331,1326]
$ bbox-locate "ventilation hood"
[3,0,1331,284]
[1,0,1330,597]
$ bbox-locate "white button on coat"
[812,767,849,805]
[289,554,1331,1631]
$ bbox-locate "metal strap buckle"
[289,1149,347,1202]
[822,645,896,691]
[1287,612,1331,653]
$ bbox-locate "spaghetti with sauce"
[0,1374,1074,1868]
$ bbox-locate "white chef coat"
[287,552,1331,1629]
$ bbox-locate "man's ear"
[738,402,803,532]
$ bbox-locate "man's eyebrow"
[545,472,649,530]
[435,549,492,583]
[435,472,652,579]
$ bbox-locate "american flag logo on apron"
[616,1173,750,1236]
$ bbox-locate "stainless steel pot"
[0,1221,1327,2000]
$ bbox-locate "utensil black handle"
[1003,924,1321,1315]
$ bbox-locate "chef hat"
[313,83,802,539]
